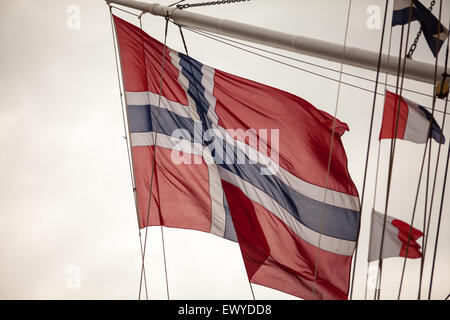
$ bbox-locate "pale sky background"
[0,0,449,300]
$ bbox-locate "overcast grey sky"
[0,0,449,300]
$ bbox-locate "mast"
[106,0,448,85]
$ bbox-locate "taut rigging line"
[178,25,450,114]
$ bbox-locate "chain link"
[406,0,435,59]
[177,0,250,10]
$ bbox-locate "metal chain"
[177,0,250,10]
[406,0,435,59]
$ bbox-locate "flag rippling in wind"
[368,210,423,262]
[392,0,448,57]
[379,90,445,144]
[113,15,360,300]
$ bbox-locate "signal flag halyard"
[113,15,360,300]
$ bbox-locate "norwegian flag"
[113,15,360,300]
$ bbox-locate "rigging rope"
[109,4,141,17]
[424,18,450,270]
[373,23,406,300]
[311,0,352,299]
[427,21,450,299]
[364,14,395,300]
[420,121,432,299]
[138,12,172,300]
[397,3,446,300]
[169,0,187,7]
[108,4,149,300]
[181,25,444,101]
[363,144,385,299]
[428,90,450,299]
[179,24,450,115]
[169,8,449,300]
[418,19,450,301]
[374,0,417,300]
[349,0,390,300]
[396,139,430,298]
